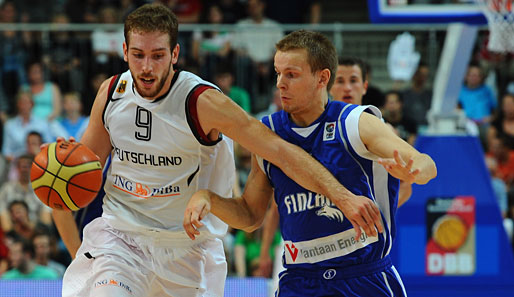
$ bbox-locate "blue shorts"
[275,257,407,297]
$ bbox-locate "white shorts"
[62,217,227,297]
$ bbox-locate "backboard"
[368,0,487,24]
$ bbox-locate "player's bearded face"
[132,59,172,98]
[124,31,177,99]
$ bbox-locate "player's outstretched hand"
[377,150,419,184]
[183,189,212,240]
[336,194,383,241]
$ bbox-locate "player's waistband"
[285,256,392,280]
[101,214,216,247]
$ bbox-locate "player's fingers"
[349,219,362,241]
[360,207,377,237]
[405,158,414,171]
[367,202,383,234]
[199,206,209,222]
[353,214,370,240]
[191,207,204,230]
[182,211,196,240]
[393,150,404,166]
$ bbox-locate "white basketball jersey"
[101,70,235,240]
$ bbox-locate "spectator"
[489,93,514,150]
[485,156,513,243]
[382,90,418,145]
[6,201,38,241]
[91,7,126,75]
[232,0,284,107]
[155,0,202,24]
[458,63,497,139]
[192,4,234,81]
[64,0,99,23]
[265,0,321,24]
[2,90,53,161]
[25,131,43,157]
[330,56,368,105]
[31,230,66,278]
[253,87,282,119]
[0,155,52,233]
[216,0,245,24]
[83,71,108,115]
[487,135,514,187]
[213,67,251,113]
[0,228,8,276]
[52,92,89,140]
[22,61,63,122]
[0,1,30,115]
[234,229,281,277]
[402,62,432,128]
[361,61,385,108]
[43,13,86,94]
[2,235,59,280]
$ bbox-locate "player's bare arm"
[359,112,437,185]
[79,78,114,166]
[52,211,81,258]
[51,78,113,259]
[184,155,273,239]
[194,89,383,239]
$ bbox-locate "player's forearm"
[273,141,353,204]
[52,209,81,259]
[209,193,264,232]
[412,153,437,185]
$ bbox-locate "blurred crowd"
[0,0,512,282]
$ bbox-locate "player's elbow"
[416,155,438,185]
[241,212,265,233]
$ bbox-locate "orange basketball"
[30,141,103,211]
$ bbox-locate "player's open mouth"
[140,78,155,86]
[342,96,353,102]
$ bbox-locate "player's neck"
[289,94,328,127]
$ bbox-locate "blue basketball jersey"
[259,100,399,270]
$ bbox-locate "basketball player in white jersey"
[53,4,385,297]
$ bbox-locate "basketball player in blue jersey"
[54,5,385,297]
[184,30,437,296]
[255,56,414,282]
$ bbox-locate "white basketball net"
[476,0,514,53]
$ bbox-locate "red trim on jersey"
[187,85,214,143]
[107,75,119,99]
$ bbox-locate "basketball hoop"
[476,0,514,53]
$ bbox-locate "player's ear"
[123,41,128,62]
[171,44,180,65]
[319,68,330,88]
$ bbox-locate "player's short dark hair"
[276,30,338,90]
[124,3,179,50]
[338,56,367,82]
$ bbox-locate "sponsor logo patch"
[323,122,336,141]
[94,278,133,293]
